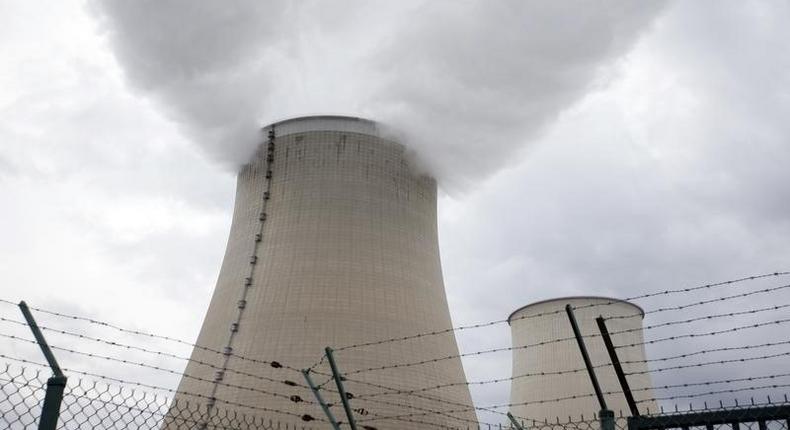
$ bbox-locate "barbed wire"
[0,298,201,347]
[0,357,318,422]
[323,305,790,399]
[0,315,305,390]
[361,372,790,423]
[339,281,790,375]
[288,373,473,430]
[4,294,785,393]
[650,372,790,392]
[0,332,313,406]
[317,370,531,424]
[641,383,790,404]
[346,391,492,428]
[606,302,790,338]
[622,338,790,365]
[358,382,580,424]
[606,282,790,321]
[304,367,495,428]
[491,373,790,411]
[616,317,790,349]
[3,273,787,378]
[306,272,789,369]
[308,369,512,427]
[355,337,790,400]
[341,333,577,376]
[355,369,585,400]
[344,313,790,377]
[627,272,790,300]
[352,285,790,405]
[627,350,790,376]
[0,299,305,376]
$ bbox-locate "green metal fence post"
[507,412,525,430]
[324,347,358,430]
[39,376,67,430]
[565,304,614,430]
[600,410,615,430]
[301,369,341,430]
[596,316,639,417]
[18,301,67,430]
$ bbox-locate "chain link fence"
[2,361,790,430]
[0,362,627,430]
[627,403,790,430]
[0,364,318,430]
[502,416,628,430]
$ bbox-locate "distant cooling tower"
[508,297,656,424]
[172,116,477,429]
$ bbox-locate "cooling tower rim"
[507,296,644,325]
[261,114,382,137]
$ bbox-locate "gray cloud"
[439,0,790,420]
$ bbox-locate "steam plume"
[91,0,667,187]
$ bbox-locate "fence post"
[18,301,67,430]
[627,416,637,430]
[600,410,615,430]
[596,316,639,417]
[565,305,614,430]
[325,347,358,430]
[301,369,341,430]
[506,412,525,430]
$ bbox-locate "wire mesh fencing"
[2,363,790,430]
[627,402,790,430]
[0,361,630,430]
[499,415,629,430]
[0,364,318,430]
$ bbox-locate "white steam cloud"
[90,1,667,187]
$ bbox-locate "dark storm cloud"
[90,0,667,187]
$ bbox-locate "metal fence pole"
[565,304,608,410]
[565,304,614,430]
[301,369,341,430]
[600,410,615,430]
[18,301,67,430]
[507,412,525,430]
[325,347,358,430]
[596,316,639,417]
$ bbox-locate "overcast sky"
[1,0,789,425]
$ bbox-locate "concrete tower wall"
[508,297,656,423]
[173,116,477,429]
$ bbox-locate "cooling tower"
[508,297,656,424]
[172,116,477,429]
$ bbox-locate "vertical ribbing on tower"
[172,116,478,429]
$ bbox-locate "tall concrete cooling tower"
[173,115,477,429]
[508,297,656,424]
